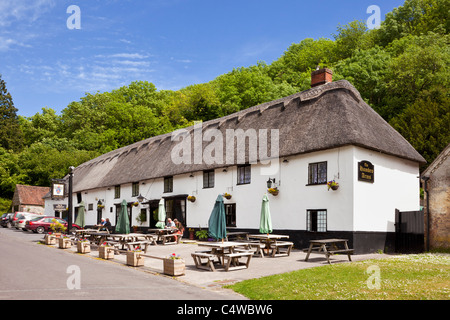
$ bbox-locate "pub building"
[45,68,426,254]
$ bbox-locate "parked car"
[11,212,36,228]
[25,216,81,234]
[0,213,13,228]
[15,213,42,231]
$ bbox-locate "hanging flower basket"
[327,180,339,191]
[187,196,196,203]
[268,187,279,196]
[223,193,232,200]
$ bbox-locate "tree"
[0,75,24,152]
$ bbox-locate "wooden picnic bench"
[160,233,182,245]
[223,252,253,271]
[191,251,221,271]
[304,239,353,264]
[269,241,293,257]
[234,241,266,257]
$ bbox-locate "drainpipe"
[422,176,430,252]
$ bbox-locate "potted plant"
[132,201,139,207]
[223,193,232,200]
[50,219,67,238]
[126,246,144,267]
[195,229,208,241]
[77,238,90,254]
[188,228,195,240]
[163,253,185,276]
[58,235,72,249]
[268,187,279,196]
[327,180,339,191]
[187,195,196,203]
[44,232,57,245]
[99,242,114,259]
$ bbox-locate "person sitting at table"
[103,218,112,231]
[166,218,175,228]
[96,218,106,229]
[173,219,184,234]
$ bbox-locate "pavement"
[46,237,394,293]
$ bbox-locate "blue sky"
[0,0,405,117]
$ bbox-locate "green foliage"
[0,75,24,152]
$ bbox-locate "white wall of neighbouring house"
[352,146,421,232]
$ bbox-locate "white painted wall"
[352,146,420,232]
[44,146,420,234]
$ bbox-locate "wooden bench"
[269,241,293,257]
[235,241,266,257]
[125,241,151,253]
[223,252,253,271]
[161,233,182,245]
[303,245,354,264]
[191,252,220,271]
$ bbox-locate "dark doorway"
[147,200,159,228]
[395,209,424,253]
[164,195,187,228]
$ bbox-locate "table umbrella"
[208,194,227,241]
[115,199,130,234]
[74,201,85,228]
[259,194,273,234]
[155,198,166,229]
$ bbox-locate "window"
[308,161,327,185]
[88,203,93,211]
[306,210,327,232]
[203,170,215,188]
[225,203,236,227]
[164,176,173,193]
[114,185,120,199]
[237,164,251,185]
[132,182,139,197]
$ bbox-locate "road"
[0,227,245,300]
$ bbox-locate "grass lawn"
[227,254,450,300]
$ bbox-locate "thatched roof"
[72,80,426,192]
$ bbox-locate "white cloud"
[0,0,56,27]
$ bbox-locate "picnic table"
[304,239,354,264]
[225,231,249,241]
[147,228,180,244]
[248,234,293,257]
[193,241,252,271]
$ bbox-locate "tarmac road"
[0,227,245,300]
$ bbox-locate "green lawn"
[227,254,450,300]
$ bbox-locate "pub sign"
[52,179,66,199]
[358,160,374,183]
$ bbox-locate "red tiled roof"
[15,184,50,206]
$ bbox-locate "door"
[395,209,424,253]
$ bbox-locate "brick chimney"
[311,67,333,87]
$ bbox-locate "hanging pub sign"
[358,160,374,183]
[52,179,66,200]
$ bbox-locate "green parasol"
[155,198,166,229]
[259,194,273,234]
[115,199,130,234]
[208,194,227,241]
[74,201,85,228]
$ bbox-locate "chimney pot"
[311,68,333,87]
